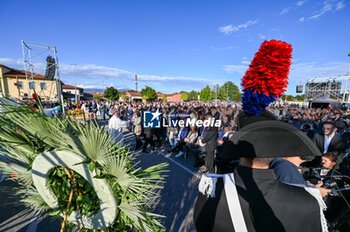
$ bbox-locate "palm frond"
[16,186,49,213]
[0,97,167,231]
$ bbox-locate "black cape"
[194,166,322,232]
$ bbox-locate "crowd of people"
[67,99,350,231]
[69,99,350,172]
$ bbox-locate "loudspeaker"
[296,85,303,93]
[45,55,56,80]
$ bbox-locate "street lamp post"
[72,64,77,104]
[342,53,350,103]
[209,87,212,102]
[226,84,228,101]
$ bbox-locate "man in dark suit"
[142,127,155,153]
[194,112,323,232]
[312,121,346,166]
[335,120,350,149]
[302,124,315,140]
[202,113,218,173]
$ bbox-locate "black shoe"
[142,150,148,153]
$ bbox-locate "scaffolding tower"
[21,41,64,108]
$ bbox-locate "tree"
[235,92,242,101]
[181,92,189,101]
[218,86,227,101]
[188,90,198,101]
[119,92,127,101]
[140,86,157,101]
[161,95,167,102]
[282,95,294,101]
[104,87,119,101]
[222,81,240,101]
[213,84,221,100]
[200,85,215,102]
[93,94,101,101]
[295,95,305,101]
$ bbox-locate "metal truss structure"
[21,41,64,106]
[304,58,350,103]
[305,79,342,99]
[305,74,350,103]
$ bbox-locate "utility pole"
[344,53,350,103]
[135,74,138,92]
[215,84,218,100]
[226,84,228,101]
[209,86,212,102]
[72,64,77,105]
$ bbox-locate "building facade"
[62,84,84,100]
[0,64,60,101]
[126,91,143,101]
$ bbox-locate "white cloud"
[297,1,306,6]
[242,57,249,60]
[290,61,349,81]
[270,27,280,31]
[0,57,216,92]
[0,58,22,65]
[280,7,292,15]
[218,20,258,34]
[210,46,239,51]
[241,60,250,65]
[335,1,345,11]
[309,3,332,20]
[222,64,248,74]
[259,34,266,39]
[294,0,345,22]
[222,60,348,83]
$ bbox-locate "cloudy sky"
[0,0,349,94]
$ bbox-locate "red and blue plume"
[241,40,292,115]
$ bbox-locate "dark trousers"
[205,146,216,173]
[175,140,186,152]
[153,129,162,146]
[191,146,205,167]
[142,137,155,152]
[135,135,142,149]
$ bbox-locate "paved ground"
[0,128,201,232]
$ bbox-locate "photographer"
[321,152,338,175]
[319,153,350,231]
[270,155,331,197]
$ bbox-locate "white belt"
[199,173,248,232]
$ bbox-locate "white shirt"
[81,104,89,113]
[108,116,128,144]
[324,133,335,153]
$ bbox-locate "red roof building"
[166,93,182,102]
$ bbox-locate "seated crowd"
[68,100,350,178]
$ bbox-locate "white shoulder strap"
[224,173,248,232]
[198,173,248,232]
